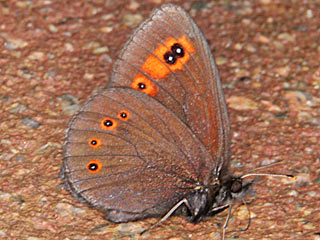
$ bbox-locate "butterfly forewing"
[110,4,230,174]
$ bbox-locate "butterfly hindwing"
[62,87,214,221]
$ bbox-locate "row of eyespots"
[164,43,185,65]
[99,110,130,131]
[86,110,131,173]
[131,36,195,97]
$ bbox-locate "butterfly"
[61,3,292,239]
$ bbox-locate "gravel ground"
[1,0,319,239]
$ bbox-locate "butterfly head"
[186,176,253,223]
[215,176,253,207]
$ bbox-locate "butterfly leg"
[222,202,232,240]
[141,198,192,234]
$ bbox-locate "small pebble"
[227,96,259,110]
[21,117,41,129]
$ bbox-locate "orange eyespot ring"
[138,36,195,80]
[88,137,102,148]
[100,117,118,130]
[132,74,157,97]
[86,160,102,173]
[117,110,130,121]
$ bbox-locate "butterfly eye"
[164,51,177,65]
[87,160,102,173]
[171,43,184,58]
[100,117,118,130]
[230,178,243,193]
[117,110,130,121]
[89,138,101,148]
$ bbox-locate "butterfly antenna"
[241,173,294,179]
[240,160,282,175]
[140,198,190,235]
[240,160,294,179]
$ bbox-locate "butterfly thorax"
[185,184,216,223]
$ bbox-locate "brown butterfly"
[61,4,292,239]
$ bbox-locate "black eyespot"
[117,110,130,121]
[138,82,146,89]
[87,160,103,173]
[164,51,176,64]
[89,138,102,148]
[88,163,98,171]
[100,118,117,130]
[104,119,113,127]
[171,43,184,58]
[230,178,242,193]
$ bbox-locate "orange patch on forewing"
[117,110,130,121]
[100,117,118,131]
[86,160,102,174]
[140,36,195,79]
[89,137,102,148]
[131,36,194,96]
[132,74,157,97]
[141,43,171,79]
